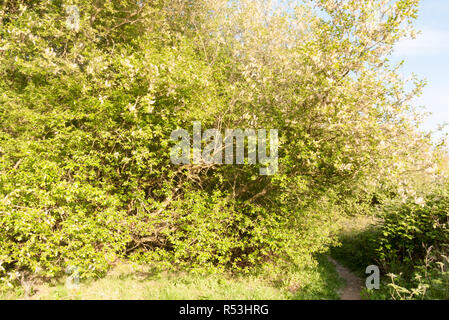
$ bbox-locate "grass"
[0,255,344,300]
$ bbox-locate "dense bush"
[378,188,449,267]
[374,186,449,299]
[0,0,438,289]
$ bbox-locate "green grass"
[1,255,343,300]
[288,255,343,300]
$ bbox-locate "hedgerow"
[0,0,440,289]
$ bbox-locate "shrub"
[0,0,434,289]
[378,190,449,268]
[373,186,449,299]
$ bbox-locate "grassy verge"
[0,255,343,300]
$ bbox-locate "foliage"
[385,252,449,300]
[332,188,449,300]
[0,0,440,290]
[378,186,449,267]
[372,186,449,299]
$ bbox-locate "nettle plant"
[0,0,441,286]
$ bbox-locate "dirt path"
[328,256,364,300]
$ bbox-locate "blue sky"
[392,0,449,138]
